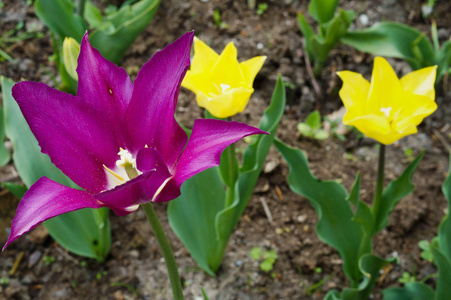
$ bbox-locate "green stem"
[92,208,110,262]
[141,203,184,300]
[372,144,386,227]
[78,0,86,18]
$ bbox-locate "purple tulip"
[3,32,266,250]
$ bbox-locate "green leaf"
[1,76,110,261]
[0,105,10,167]
[168,168,226,276]
[439,153,451,261]
[201,287,209,300]
[347,173,375,236]
[306,110,321,130]
[89,0,160,64]
[374,152,424,234]
[308,0,339,24]
[2,182,27,199]
[84,1,103,29]
[297,123,313,137]
[313,129,329,140]
[435,40,451,82]
[169,77,286,275]
[260,260,273,272]
[216,76,286,242]
[431,244,451,300]
[383,282,436,300]
[297,13,315,58]
[250,247,263,260]
[341,22,435,71]
[34,0,86,42]
[341,254,396,300]
[274,138,364,283]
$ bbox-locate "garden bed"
[0,0,450,299]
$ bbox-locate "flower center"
[380,107,392,118]
[103,148,142,188]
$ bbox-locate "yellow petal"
[210,42,245,87]
[191,37,219,73]
[344,114,390,135]
[240,56,266,86]
[195,86,253,118]
[367,57,403,114]
[393,93,437,129]
[337,71,370,117]
[400,66,437,100]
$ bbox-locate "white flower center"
[380,107,392,118]
[103,148,142,189]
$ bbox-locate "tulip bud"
[63,37,80,81]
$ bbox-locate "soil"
[1,0,451,299]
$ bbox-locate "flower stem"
[141,203,184,300]
[372,144,386,228]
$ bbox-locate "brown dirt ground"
[0,0,450,299]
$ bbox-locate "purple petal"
[77,33,134,149]
[173,119,267,186]
[136,147,181,203]
[3,177,103,250]
[94,170,155,216]
[12,82,120,193]
[126,32,194,167]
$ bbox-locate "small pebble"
[359,14,369,26]
[256,43,264,50]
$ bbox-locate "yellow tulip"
[337,57,437,145]
[182,37,266,118]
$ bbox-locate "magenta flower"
[3,32,266,250]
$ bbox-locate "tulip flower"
[4,32,266,250]
[181,37,266,118]
[337,57,437,145]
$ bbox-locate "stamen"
[380,107,392,118]
[103,165,125,181]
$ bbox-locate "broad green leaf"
[168,168,226,276]
[438,153,451,262]
[383,282,436,300]
[342,22,435,71]
[169,77,285,275]
[0,105,10,167]
[431,245,451,300]
[85,1,103,29]
[297,123,313,137]
[313,129,329,140]
[297,13,315,59]
[2,182,27,199]
[216,77,286,241]
[308,0,339,24]
[347,173,375,237]
[374,152,424,234]
[341,254,395,300]
[89,0,160,64]
[306,110,321,130]
[436,40,451,85]
[274,138,363,283]
[1,76,110,261]
[34,0,86,42]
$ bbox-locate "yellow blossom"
[182,37,266,118]
[337,57,437,145]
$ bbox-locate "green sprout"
[250,247,278,272]
[213,9,228,29]
[398,271,417,284]
[43,256,56,266]
[0,277,9,285]
[257,3,268,15]
[297,110,329,140]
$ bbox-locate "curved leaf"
[383,282,436,300]
[274,138,364,283]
